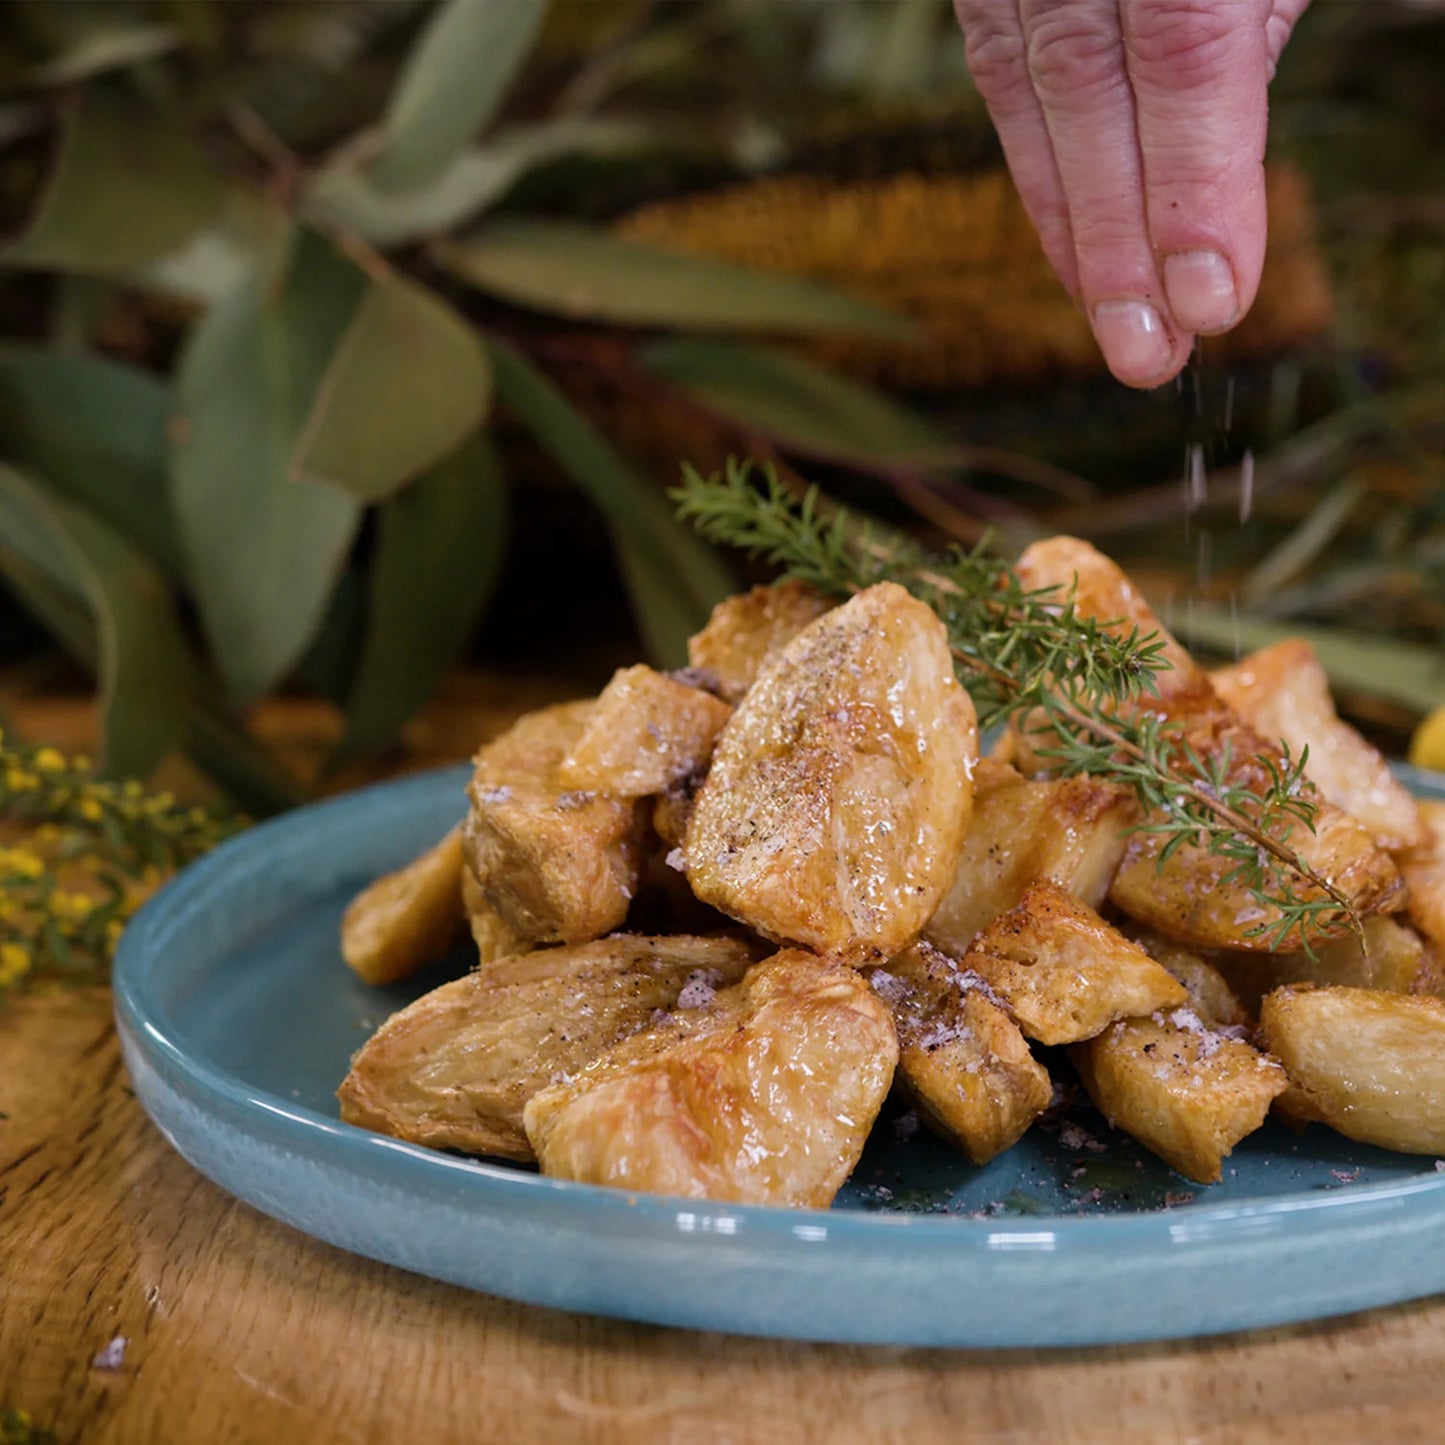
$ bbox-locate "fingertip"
[1162,249,1241,335]
[1091,299,1190,388]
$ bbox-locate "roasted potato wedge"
[463,701,643,944]
[1259,985,1445,1154]
[1211,640,1426,851]
[924,762,1135,954]
[1015,537,1403,951]
[338,934,760,1161]
[1400,800,1445,955]
[686,579,833,703]
[965,880,1188,1045]
[1212,916,1433,1013]
[341,828,467,986]
[872,944,1051,1165]
[685,582,978,964]
[1120,926,1250,1029]
[558,664,731,797]
[524,949,898,1206]
[1072,1013,1287,1184]
[460,867,536,965]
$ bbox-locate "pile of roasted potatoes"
[337,538,1445,1208]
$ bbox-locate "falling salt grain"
[92,1336,127,1371]
[1239,449,1255,523]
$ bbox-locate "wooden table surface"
[2,986,1444,1444]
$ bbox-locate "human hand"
[953,0,1311,387]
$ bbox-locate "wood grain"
[4,989,1445,1444]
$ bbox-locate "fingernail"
[1091,300,1174,385]
[1163,249,1239,334]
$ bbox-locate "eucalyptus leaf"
[304,118,653,248]
[437,220,914,338]
[134,186,291,306]
[0,345,181,576]
[0,465,194,778]
[292,273,490,504]
[4,83,220,276]
[642,337,951,464]
[171,227,366,703]
[337,433,508,763]
[486,336,734,623]
[370,0,549,191]
[1174,607,1445,714]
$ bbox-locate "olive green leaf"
[170,227,366,703]
[135,186,291,307]
[3,83,220,276]
[0,465,194,778]
[486,336,732,664]
[336,432,508,764]
[304,117,653,249]
[369,0,550,192]
[291,272,490,504]
[0,345,181,576]
[641,337,951,464]
[435,220,915,337]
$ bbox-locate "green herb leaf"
[486,336,733,657]
[641,337,950,464]
[292,272,490,504]
[170,227,365,703]
[336,432,508,763]
[436,220,914,338]
[0,465,195,778]
[0,345,181,576]
[370,0,550,192]
[3,83,220,276]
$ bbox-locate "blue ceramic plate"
[114,763,1445,1348]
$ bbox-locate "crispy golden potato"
[965,880,1188,1045]
[524,949,898,1206]
[686,579,833,703]
[924,762,1135,954]
[459,867,536,965]
[1400,800,1445,955]
[558,664,732,798]
[338,935,759,1161]
[652,782,696,850]
[684,582,978,965]
[1211,641,1426,851]
[1015,537,1404,951]
[341,828,467,986]
[1072,1013,1288,1183]
[872,944,1051,1165]
[1259,985,1445,1154]
[463,701,643,944]
[1120,926,1250,1029]
[1212,916,1433,1013]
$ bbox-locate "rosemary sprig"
[674,459,1360,952]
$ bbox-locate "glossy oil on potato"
[523,950,898,1207]
[463,700,643,944]
[1072,1013,1287,1184]
[872,944,1051,1165]
[341,827,467,986]
[686,579,833,703]
[964,880,1187,1045]
[1212,640,1426,852]
[338,934,760,1161]
[924,759,1135,955]
[1259,985,1445,1155]
[684,582,977,964]
[1016,537,1403,952]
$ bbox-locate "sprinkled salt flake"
[1070,1166,1087,1180]
[1058,1123,1106,1155]
[1168,1006,1224,1059]
[1436,1161,1445,1173]
[893,1110,920,1143]
[92,1335,127,1371]
[1163,1191,1195,1209]
[676,968,724,1010]
[477,785,512,805]
[869,970,909,1005]
[1083,1187,1104,1205]
[664,847,686,873]
[1330,1169,1362,1185]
